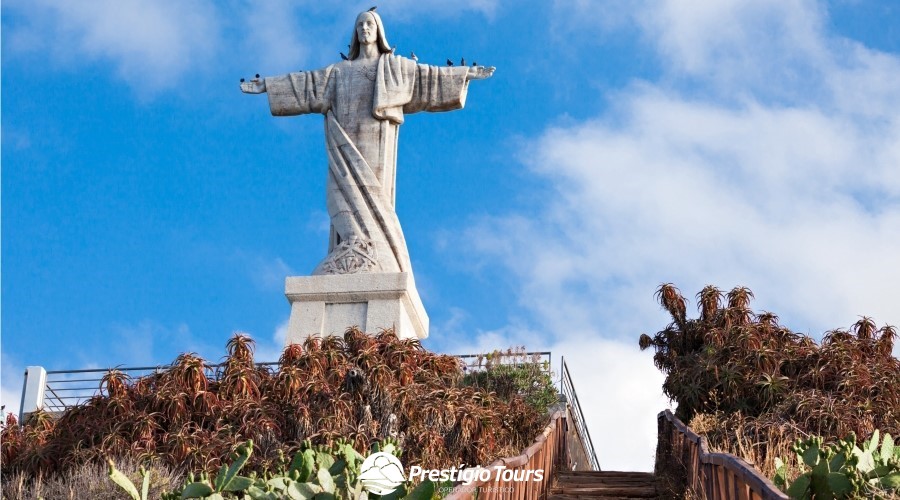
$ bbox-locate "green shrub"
[461,348,557,415]
[774,430,900,499]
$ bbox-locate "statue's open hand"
[467,65,496,80]
[240,78,267,94]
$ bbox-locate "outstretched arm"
[240,77,267,94]
[399,61,493,115]
[467,65,495,80]
[254,68,333,116]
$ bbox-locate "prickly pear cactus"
[119,438,436,500]
[775,430,900,499]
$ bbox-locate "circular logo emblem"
[358,451,405,495]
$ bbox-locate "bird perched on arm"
[446,58,454,66]
[340,52,349,61]
[460,57,466,66]
[410,52,418,62]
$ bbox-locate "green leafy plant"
[108,438,438,499]
[461,347,558,415]
[774,430,900,499]
[108,460,152,500]
[173,440,256,499]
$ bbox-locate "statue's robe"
[265,54,470,275]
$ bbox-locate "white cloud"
[306,210,331,235]
[108,320,214,366]
[1,357,25,422]
[254,256,296,290]
[433,315,669,470]
[451,327,669,471]
[255,318,290,363]
[229,251,296,290]
[238,1,309,74]
[5,0,220,93]
[554,338,670,472]
[378,0,499,20]
[3,0,502,95]
[0,128,32,151]
[469,0,900,341]
[449,0,900,471]
[556,0,900,113]
[637,0,827,82]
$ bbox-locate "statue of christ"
[241,9,494,276]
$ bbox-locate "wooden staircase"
[549,470,660,499]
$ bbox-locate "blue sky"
[3,0,900,471]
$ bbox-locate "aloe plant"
[3,331,546,480]
[774,430,900,499]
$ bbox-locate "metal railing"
[656,409,788,499]
[21,353,552,419]
[453,351,551,374]
[21,362,278,420]
[560,356,601,471]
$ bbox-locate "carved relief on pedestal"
[315,238,379,275]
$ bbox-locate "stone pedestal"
[284,272,428,343]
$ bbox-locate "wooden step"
[557,471,654,478]
[556,475,655,483]
[551,470,659,499]
[550,496,657,500]
[550,485,658,497]
[549,497,657,500]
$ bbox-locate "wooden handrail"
[445,409,568,500]
[657,409,788,500]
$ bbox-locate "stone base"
[284,272,428,343]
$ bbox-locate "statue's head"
[348,10,391,59]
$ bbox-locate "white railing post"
[20,366,47,421]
